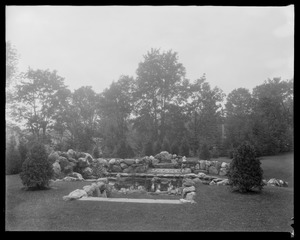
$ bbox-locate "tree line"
[6,43,293,174]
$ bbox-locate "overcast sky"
[6,5,294,95]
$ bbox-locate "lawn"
[5,153,294,232]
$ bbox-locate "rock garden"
[49,149,289,204]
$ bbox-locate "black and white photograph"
[5,5,294,232]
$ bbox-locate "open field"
[6,153,293,231]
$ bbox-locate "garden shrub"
[227,141,263,193]
[20,143,54,190]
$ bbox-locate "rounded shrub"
[227,141,263,193]
[20,142,54,190]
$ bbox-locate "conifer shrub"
[20,143,54,190]
[227,141,263,193]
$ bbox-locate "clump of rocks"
[63,178,111,201]
[180,178,197,203]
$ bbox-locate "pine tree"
[228,141,263,193]
[20,142,54,189]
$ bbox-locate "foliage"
[6,41,19,88]
[90,161,108,178]
[199,143,211,160]
[20,143,54,189]
[144,141,153,156]
[93,147,101,159]
[186,75,225,155]
[180,138,190,157]
[171,141,180,155]
[162,137,171,153]
[153,140,162,155]
[6,135,22,175]
[12,68,67,143]
[227,142,263,193]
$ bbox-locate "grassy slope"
[6,153,294,231]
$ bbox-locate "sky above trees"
[6,5,294,95]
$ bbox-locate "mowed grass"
[6,153,293,231]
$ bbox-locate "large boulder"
[199,160,206,170]
[182,186,196,196]
[96,158,108,166]
[192,178,201,184]
[68,172,84,181]
[221,162,229,168]
[214,161,222,171]
[216,179,229,186]
[77,157,90,168]
[219,167,228,176]
[123,166,134,173]
[84,153,94,164]
[52,161,61,176]
[135,165,147,173]
[48,151,60,164]
[205,160,212,170]
[111,165,122,173]
[122,159,136,165]
[185,191,196,202]
[58,156,74,174]
[82,167,93,178]
[181,168,192,174]
[197,172,207,179]
[67,149,77,159]
[151,158,160,165]
[208,166,219,175]
[63,189,87,201]
[109,158,116,165]
[183,179,195,187]
[120,162,128,169]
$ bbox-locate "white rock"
[108,158,116,165]
[197,172,207,179]
[63,189,87,201]
[185,191,196,201]
[52,161,61,175]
